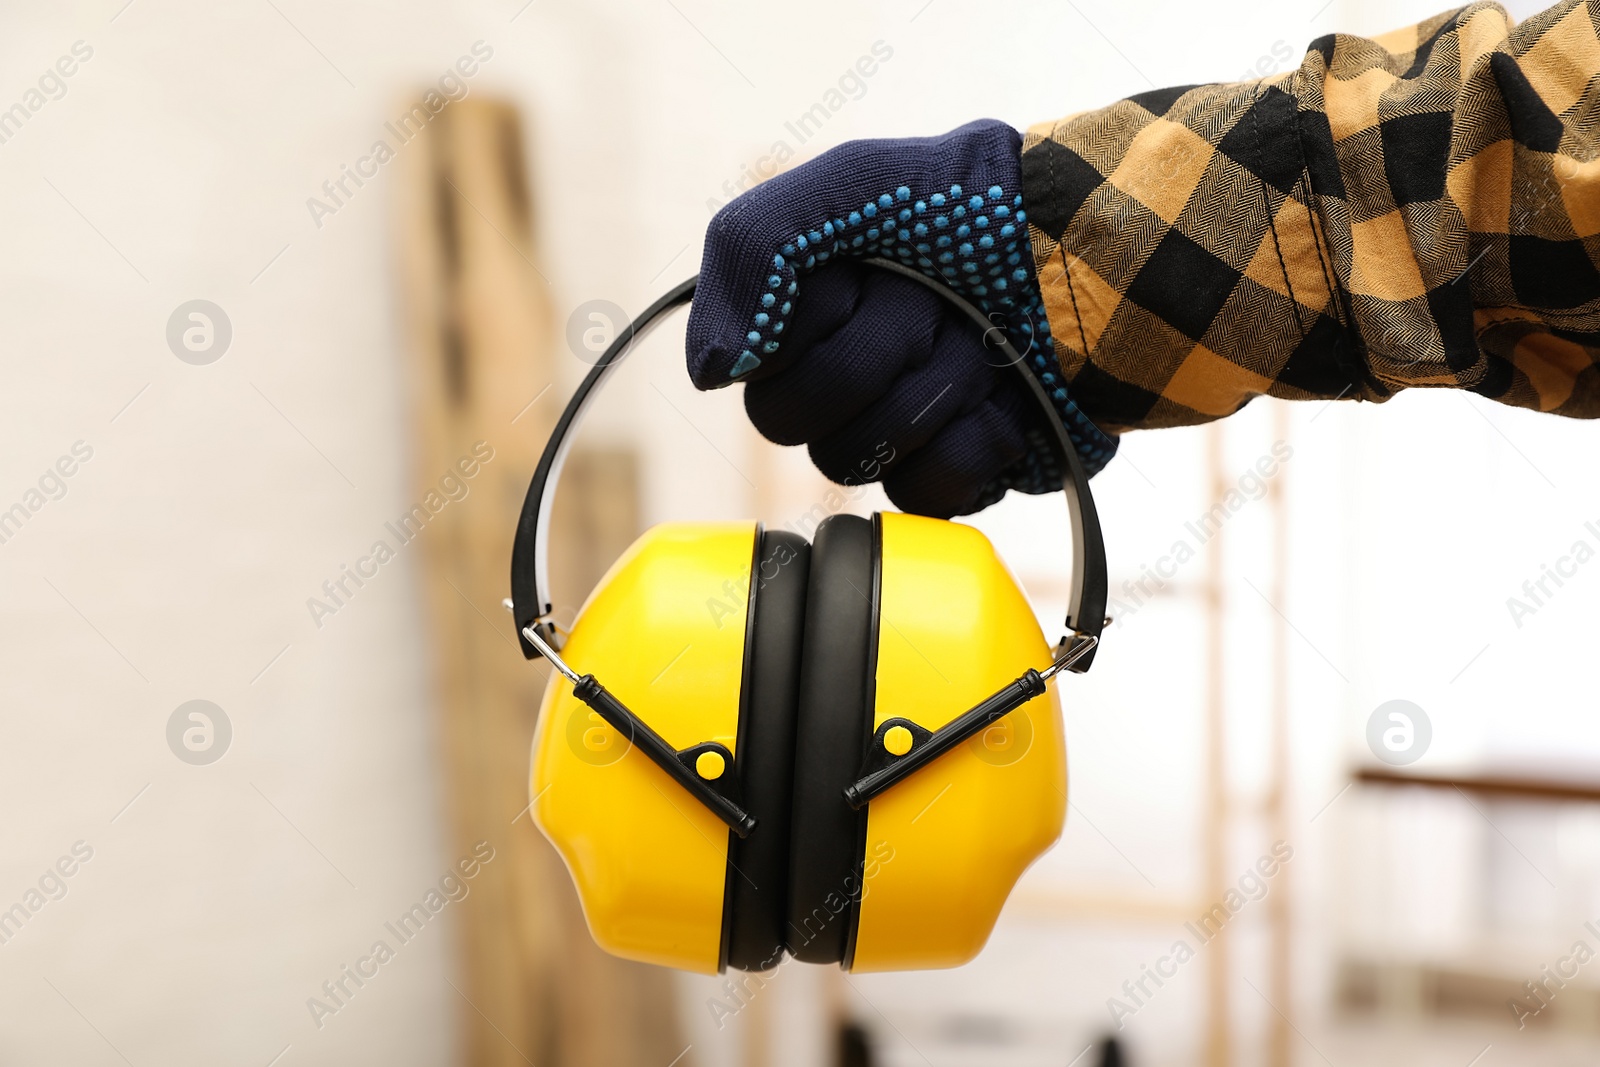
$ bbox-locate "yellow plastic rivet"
[883,725,914,757]
[696,750,727,779]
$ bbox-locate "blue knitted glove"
[687,119,1116,517]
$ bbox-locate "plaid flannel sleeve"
[1021,0,1600,433]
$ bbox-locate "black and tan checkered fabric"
[1022,0,1600,432]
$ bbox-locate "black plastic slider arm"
[570,676,756,837]
[525,625,757,838]
[842,635,1096,809]
[843,671,1044,810]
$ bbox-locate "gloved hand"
[686,119,1116,518]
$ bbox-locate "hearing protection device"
[510,257,1108,974]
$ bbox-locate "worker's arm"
[1025,0,1600,430]
[688,0,1600,517]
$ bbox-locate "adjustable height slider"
[842,635,1095,809]
[523,624,758,838]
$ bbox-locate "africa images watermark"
[167,700,232,766]
[704,40,894,214]
[305,441,494,628]
[0,841,95,948]
[1503,517,1600,629]
[1147,40,1291,186]
[306,840,496,1030]
[705,840,896,1030]
[1106,841,1294,1030]
[1108,440,1293,626]
[305,41,494,230]
[1508,921,1600,1029]
[1366,699,1431,766]
[0,440,94,547]
[704,441,896,630]
[0,40,94,147]
[1237,40,1292,82]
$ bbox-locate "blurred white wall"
[3,0,1596,1065]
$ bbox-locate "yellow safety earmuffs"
[509,258,1108,975]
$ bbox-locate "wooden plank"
[1265,403,1292,1067]
[393,95,687,1067]
[1356,767,1600,803]
[1202,423,1231,1067]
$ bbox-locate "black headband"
[510,257,1107,671]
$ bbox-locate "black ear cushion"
[721,528,810,972]
[785,513,878,965]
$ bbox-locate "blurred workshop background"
[3,0,1598,1064]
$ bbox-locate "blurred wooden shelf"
[1356,767,1600,804]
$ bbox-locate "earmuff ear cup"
[785,513,878,966]
[722,529,810,972]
